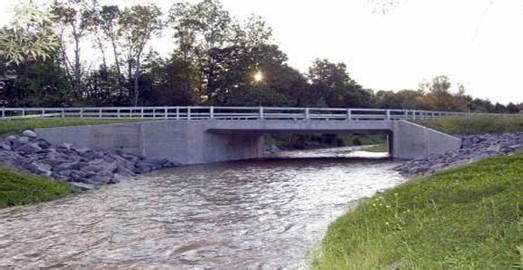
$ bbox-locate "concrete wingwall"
[36,121,263,165]
[392,120,461,159]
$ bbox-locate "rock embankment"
[394,132,523,176]
[0,130,176,190]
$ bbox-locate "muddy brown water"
[0,147,405,269]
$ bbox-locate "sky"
[1,0,523,104]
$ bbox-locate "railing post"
[188,107,191,120]
[141,108,144,118]
[41,109,45,118]
[61,109,65,118]
[386,109,390,120]
[1,108,4,118]
[164,108,168,119]
[80,108,84,118]
[176,107,180,120]
[98,108,102,118]
[22,108,26,117]
[305,108,310,120]
[259,107,264,120]
[117,108,121,118]
[210,106,214,119]
[347,109,352,121]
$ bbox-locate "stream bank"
[0,130,175,190]
[394,131,523,176]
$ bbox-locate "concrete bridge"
[13,106,463,165]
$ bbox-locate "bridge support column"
[127,121,264,164]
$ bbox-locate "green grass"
[0,168,76,208]
[415,114,523,135]
[0,118,137,136]
[314,153,523,269]
[340,134,387,147]
[362,143,387,153]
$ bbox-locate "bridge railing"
[0,106,468,120]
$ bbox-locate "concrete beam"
[206,119,393,133]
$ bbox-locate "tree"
[51,0,93,91]
[368,0,401,14]
[492,102,507,113]
[0,0,67,107]
[119,4,162,106]
[506,102,519,114]
[307,59,367,107]
[168,0,232,103]
[375,89,423,109]
[468,98,494,113]
[82,4,129,103]
[143,54,200,106]
[0,56,71,107]
[231,15,273,48]
[86,5,123,78]
[0,0,59,65]
[420,75,462,111]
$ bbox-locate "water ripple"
[0,148,404,269]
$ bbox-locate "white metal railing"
[0,106,469,121]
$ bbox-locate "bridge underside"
[36,120,461,165]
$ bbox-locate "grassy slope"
[0,169,76,208]
[0,118,137,136]
[314,153,523,269]
[415,114,523,135]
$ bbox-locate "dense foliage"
[0,0,520,113]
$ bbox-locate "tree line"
[0,0,520,114]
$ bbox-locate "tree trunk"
[110,38,124,101]
[97,37,107,72]
[133,55,141,107]
[111,38,122,77]
[127,58,133,105]
[72,25,81,90]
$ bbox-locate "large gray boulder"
[16,143,43,155]
[22,129,37,138]
[25,161,52,177]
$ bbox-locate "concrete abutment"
[36,120,461,165]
